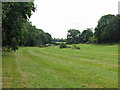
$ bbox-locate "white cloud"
[29,0,119,38]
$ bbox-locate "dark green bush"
[60,43,67,48]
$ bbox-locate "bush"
[72,44,80,49]
[60,43,67,48]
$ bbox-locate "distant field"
[2,44,118,88]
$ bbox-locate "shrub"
[60,43,67,48]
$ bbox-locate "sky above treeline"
[30,0,119,38]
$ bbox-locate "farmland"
[2,44,118,88]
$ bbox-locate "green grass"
[2,44,118,88]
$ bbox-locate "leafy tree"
[20,22,37,46]
[89,34,97,44]
[60,42,67,48]
[101,14,120,43]
[66,29,81,44]
[81,28,93,43]
[45,33,52,44]
[20,22,49,47]
[39,30,48,46]
[2,2,36,51]
[94,14,115,43]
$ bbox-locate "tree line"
[20,21,52,47]
[66,14,119,44]
[2,2,119,52]
[66,28,93,44]
[2,2,52,52]
[53,38,66,42]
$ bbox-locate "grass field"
[2,44,118,88]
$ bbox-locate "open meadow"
[2,44,118,88]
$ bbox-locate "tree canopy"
[94,14,119,43]
[19,21,52,47]
[66,29,81,44]
[81,28,93,43]
[2,2,36,51]
[2,2,52,51]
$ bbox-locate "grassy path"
[2,44,118,88]
[2,51,29,88]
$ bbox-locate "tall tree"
[81,28,93,43]
[101,14,120,43]
[45,33,52,44]
[2,2,36,51]
[66,29,81,44]
[39,30,48,46]
[94,14,115,43]
[20,22,50,46]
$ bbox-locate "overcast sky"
[29,0,119,38]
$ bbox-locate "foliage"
[2,2,36,51]
[53,38,66,42]
[81,28,93,43]
[60,42,67,48]
[94,14,116,43]
[100,15,119,43]
[66,28,94,44]
[45,33,52,44]
[66,29,82,44]
[20,22,52,47]
[2,2,119,52]
[89,35,97,44]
